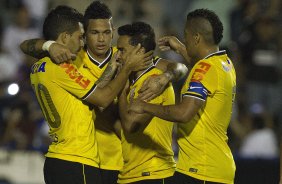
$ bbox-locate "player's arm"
[129,96,204,124]
[96,54,119,87]
[85,45,153,108]
[119,84,153,133]
[137,35,191,101]
[20,39,75,63]
[20,38,48,59]
[138,59,188,101]
[94,102,121,138]
[155,59,188,82]
[158,36,190,63]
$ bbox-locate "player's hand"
[120,80,130,97]
[158,36,185,54]
[110,52,121,72]
[49,43,76,64]
[123,44,153,72]
[138,74,169,101]
[129,98,145,114]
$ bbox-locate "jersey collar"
[130,57,160,85]
[204,50,226,60]
[86,47,113,68]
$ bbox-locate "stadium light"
[7,83,19,96]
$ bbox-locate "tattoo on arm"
[23,39,48,59]
[96,62,117,87]
[166,64,180,82]
[27,39,37,55]
[166,70,177,81]
[165,62,188,82]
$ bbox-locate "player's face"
[85,19,113,57]
[116,35,135,64]
[66,24,84,54]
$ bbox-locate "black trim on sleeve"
[182,93,205,101]
[81,83,97,100]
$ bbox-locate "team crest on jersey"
[222,60,231,72]
[31,62,46,74]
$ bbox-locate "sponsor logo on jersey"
[60,63,91,89]
[31,62,46,74]
[191,62,211,82]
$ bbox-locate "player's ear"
[194,33,200,45]
[59,32,70,45]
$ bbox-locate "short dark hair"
[84,1,112,30]
[43,5,83,40]
[118,22,156,52]
[186,9,223,45]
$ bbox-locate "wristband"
[42,40,56,52]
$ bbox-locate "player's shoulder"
[30,57,54,75]
[144,65,163,78]
[193,58,213,71]
[34,56,54,68]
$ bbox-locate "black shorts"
[172,171,224,184]
[44,157,102,184]
[99,168,119,184]
[129,176,174,184]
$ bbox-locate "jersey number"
[32,83,61,128]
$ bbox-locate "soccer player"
[21,2,124,183]
[79,3,186,182]
[30,5,152,184]
[117,22,175,184]
[129,9,237,184]
[21,1,187,183]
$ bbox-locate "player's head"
[43,5,84,54]
[184,9,223,58]
[84,1,113,57]
[117,21,155,63]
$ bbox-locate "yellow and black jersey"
[75,47,118,79]
[118,59,176,183]
[30,56,100,167]
[178,50,236,183]
[75,47,123,170]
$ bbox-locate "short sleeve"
[53,63,97,100]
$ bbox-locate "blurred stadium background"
[0,0,281,183]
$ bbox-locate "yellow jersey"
[76,47,123,170]
[178,50,236,183]
[30,56,99,167]
[118,60,176,183]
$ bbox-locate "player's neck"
[87,48,111,63]
[135,59,154,78]
[199,45,219,61]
